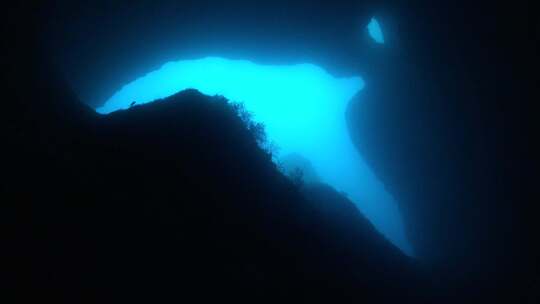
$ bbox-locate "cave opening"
[96,56,413,255]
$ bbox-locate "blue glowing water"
[367,18,385,44]
[97,57,412,255]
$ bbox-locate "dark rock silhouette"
[347,2,538,302]
[2,34,428,300]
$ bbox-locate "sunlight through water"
[97,57,412,255]
[367,18,385,44]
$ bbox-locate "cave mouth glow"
[367,17,385,44]
[97,56,413,255]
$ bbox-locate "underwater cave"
[93,18,413,255]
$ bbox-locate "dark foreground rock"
[2,79,430,302]
[348,2,538,302]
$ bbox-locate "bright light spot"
[367,17,385,44]
[97,57,412,255]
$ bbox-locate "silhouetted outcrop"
[348,2,538,302]
[2,74,429,301]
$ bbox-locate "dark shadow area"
[347,2,538,302]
